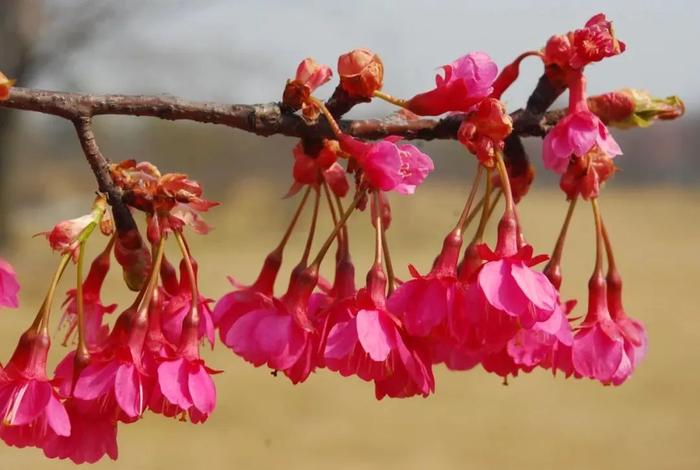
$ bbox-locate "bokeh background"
[0,1,699,469]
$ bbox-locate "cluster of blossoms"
[0,12,683,463]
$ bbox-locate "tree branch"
[1,86,554,141]
[72,116,137,233]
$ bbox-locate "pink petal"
[572,325,624,382]
[188,364,216,415]
[157,358,192,410]
[356,309,395,361]
[511,262,557,312]
[324,320,358,359]
[45,394,71,437]
[11,380,51,426]
[478,260,528,317]
[0,258,20,309]
[114,363,143,418]
[74,361,119,400]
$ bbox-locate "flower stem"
[299,185,321,266]
[321,180,343,253]
[75,242,88,359]
[473,168,494,243]
[455,164,484,233]
[373,192,384,266]
[334,193,350,257]
[494,151,515,216]
[137,238,166,314]
[174,231,198,323]
[310,190,363,269]
[591,198,604,275]
[276,185,312,253]
[382,229,395,294]
[373,90,409,108]
[31,253,72,333]
[310,96,343,138]
[600,220,618,274]
[545,197,577,270]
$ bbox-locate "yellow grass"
[0,183,698,469]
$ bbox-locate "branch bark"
[1,86,554,141]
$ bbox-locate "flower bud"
[114,228,152,291]
[337,48,383,98]
[590,89,685,129]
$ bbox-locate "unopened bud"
[338,48,384,98]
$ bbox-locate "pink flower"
[571,275,627,384]
[406,52,498,116]
[476,243,559,328]
[156,315,216,423]
[339,135,434,194]
[387,231,463,341]
[286,140,349,198]
[543,110,622,174]
[72,308,152,421]
[0,257,19,309]
[324,266,434,399]
[41,399,118,464]
[60,248,116,347]
[543,72,622,175]
[41,214,95,257]
[0,330,71,449]
[224,268,321,384]
[161,258,215,347]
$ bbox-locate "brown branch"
[0,86,553,141]
[72,116,137,233]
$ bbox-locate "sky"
[34,0,700,116]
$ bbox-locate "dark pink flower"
[41,399,118,464]
[406,52,498,116]
[571,275,626,384]
[324,266,434,399]
[388,231,463,342]
[225,268,320,384]
[0,257,19,309]
[543,72,621,175]
[286,140,349,198]
[0,330,70,449]
[339,135,434,194]
[60,248,116,347]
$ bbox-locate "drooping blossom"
[225,267,321,384]
[339,135,434,194]
[161,258,216,347]
[457,98,513,165]
[72,307,152,421]
[40,196,110,259]
[60,245,117,346]
[559,146,617,200]
[153,302,217,423]
[406,52,498,115]
[0,329,70,449]
[285,140,349,198]
[388,231,463,343]
[0,257,20,309]
[475,216,559,328]
[337,48,384,98]
[571,275,628,384]
[542,13,625,71]
[324,265,434,399]
[543,74,621,174]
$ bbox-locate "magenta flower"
[571,275,626,383]
[60,248,116,347]
[156,357,216,423]
[41,399,118,464]
[0,330,70,449]
[388,232,463,341]
[0,257,19,309]
[225,268,321,384]
[324,267,434,399]
[543,73,622,174]
[339,135,434,194]
[476,243,559,328]
[406,52,498,116]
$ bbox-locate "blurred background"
[0,1,699,469]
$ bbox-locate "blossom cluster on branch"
[0,13,684,464]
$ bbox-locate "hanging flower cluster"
[0,12,684,464]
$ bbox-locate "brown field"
[0,183,698,469]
